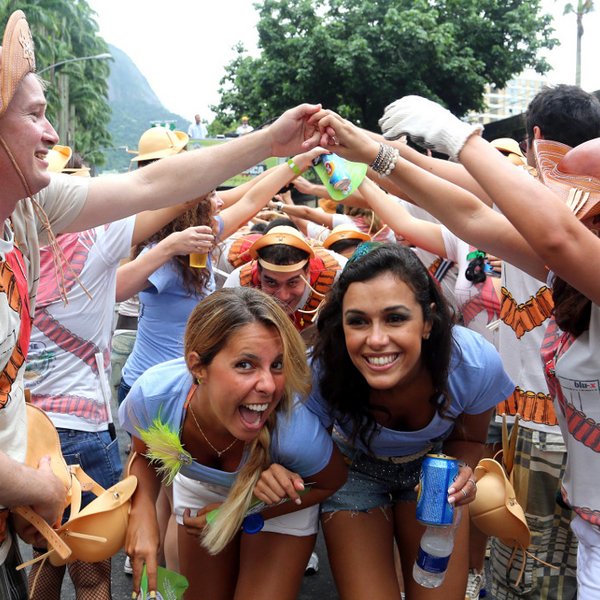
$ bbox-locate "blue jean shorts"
[58,428,123,512]
[321,437,435,513]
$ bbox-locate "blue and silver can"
[314,153,352,194]
[416,454,459,526]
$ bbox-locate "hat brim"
[534,139,600,221]
[470,458,531,549]
[313,157,368,201]
[1,10,36,117]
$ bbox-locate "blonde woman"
[118,287,346,599]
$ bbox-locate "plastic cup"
[189,253,208,268]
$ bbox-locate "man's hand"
[269,104,323,157]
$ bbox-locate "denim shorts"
[321,437,435,513]
[58,428,123,512]
[117,378,132,407]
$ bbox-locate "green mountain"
[101,44,188,173]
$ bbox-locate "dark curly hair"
[133,195,215,295]
[311,244,456,451]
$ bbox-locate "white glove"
[378,95,483,161]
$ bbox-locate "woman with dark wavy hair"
[306,243,514,600]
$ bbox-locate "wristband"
[287,158,303,176]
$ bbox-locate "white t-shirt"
[496,262,558,433]
[25,218,135,431]
[542,303,600,522]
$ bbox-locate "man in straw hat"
[224,221,346,332]
[0,9,322,597]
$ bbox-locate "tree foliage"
[214,0,557,131]
[0,0,112,166]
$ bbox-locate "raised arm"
[218,147,328,240]
[374,96,600,305]
[115,226,214,302]
[311,109,545,280]
[358,177,446,256]
[64,104,323,232]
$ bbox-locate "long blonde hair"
[183,287,310,554]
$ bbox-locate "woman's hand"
[163,225,214,257]
[447,463,477,507]
[308,110,380,165]
[181,502,222,538]
[291,146,328,172]
[125,508,160,597]
[253,464,306,506]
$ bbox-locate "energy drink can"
[416,454,459,526]
[313,153,352,194]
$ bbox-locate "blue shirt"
[121,218,223,386]
[306,325,514,456]
[119,357,334,488]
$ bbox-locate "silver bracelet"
[370,143,400,177]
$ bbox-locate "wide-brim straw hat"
[534,138,600,221]
[47,145,72,173]
[323,224,371,249]
[469,458,530,549]
[0,10,36,117]
[130,127,189,162]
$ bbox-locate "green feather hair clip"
[137,416,193,485]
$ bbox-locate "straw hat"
[0,10,36,117]
[323,224,371,249]
[130,127,189,162]
[469,458,530,549]
[491,138,526,166]
[534,138,600,221]
[47,145,72,173]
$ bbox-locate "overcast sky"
[87,0,600,123]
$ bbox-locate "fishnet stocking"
[27,551,111,600]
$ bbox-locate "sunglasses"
[518,139,528,155]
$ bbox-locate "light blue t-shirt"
[306,325,514,457]
[119,357,333,488]
[121,218,223,387]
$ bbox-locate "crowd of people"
[1,8,599,600]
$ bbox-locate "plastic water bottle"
[413,507,461,588]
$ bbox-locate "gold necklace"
[188,403,239,458]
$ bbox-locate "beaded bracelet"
[370,143,400,177]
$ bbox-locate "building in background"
[468,76,547,125]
